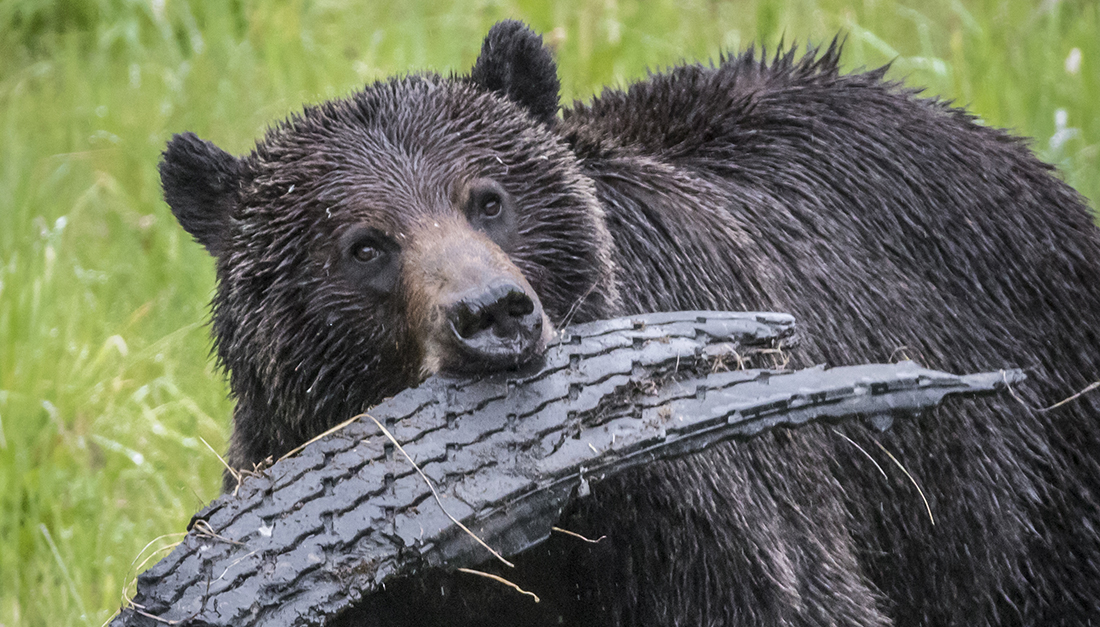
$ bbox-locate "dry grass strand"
[191,519,245,546]
[277,412,363,462]
[366,414,514,568]
[551,526,606,543]
[456,568,540,602]
[872,438,935,525]
[831,429,888,479]
[200,436,241,495]
[1003,371,1100,413]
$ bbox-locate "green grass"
[1,1,1096,625]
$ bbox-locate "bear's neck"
[584,155,770,315]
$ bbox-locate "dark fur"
[162,21,1100,626]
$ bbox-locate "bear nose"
[446,281,544,371]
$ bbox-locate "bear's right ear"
[469,20,560,126]
[160,132,242,258]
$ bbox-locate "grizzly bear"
[161,20,1100,627]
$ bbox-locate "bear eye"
[352,241,381,263]
[462,178,517,250]
[341,227,395,268]
[339,227,400,294]
[465,179,510,222]
[479,192,502,218]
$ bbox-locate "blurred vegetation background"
[0,1,1096,625]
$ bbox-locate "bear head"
[160,21,620,479]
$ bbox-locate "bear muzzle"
[406,219,553,377]
[442,279,547,373]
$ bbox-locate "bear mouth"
[436,309,551,376]
[412,278,552,378]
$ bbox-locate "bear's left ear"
[469,20,560,126]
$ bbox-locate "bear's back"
[557,44,1100,624]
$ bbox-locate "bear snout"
[444,280,545,372]
[406,219,553,378]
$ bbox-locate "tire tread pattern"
[111,311,1022,626]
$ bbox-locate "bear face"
[162,47,620,480]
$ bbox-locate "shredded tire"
[111,311,1022,626]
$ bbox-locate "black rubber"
[111,311,1023,626]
